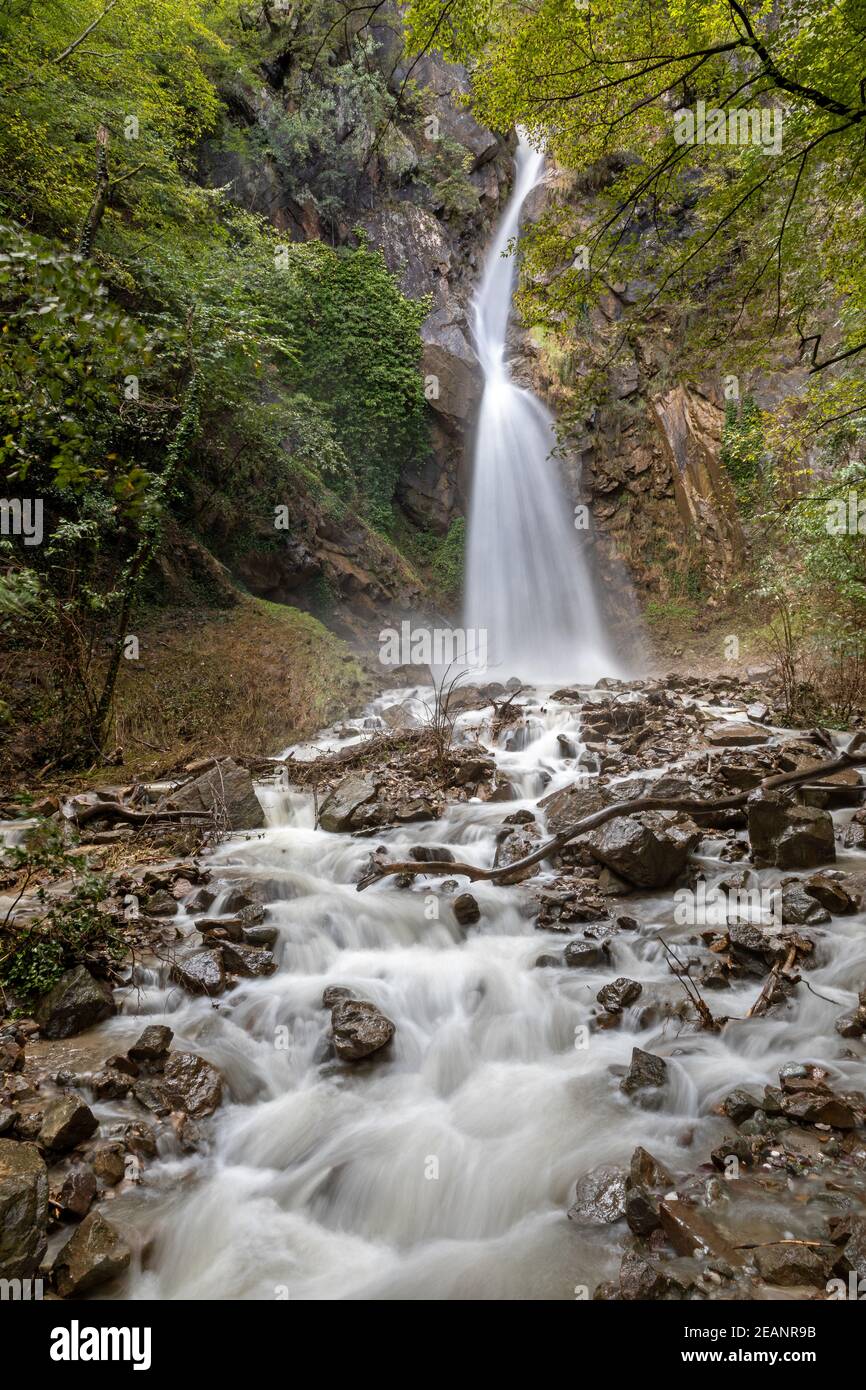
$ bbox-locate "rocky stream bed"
[3,672,866,1300]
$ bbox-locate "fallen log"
[66,802,214,827]
[355,751,866,892]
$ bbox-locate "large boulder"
[52,1209,130,1297]
[747,790,835,869]
[539,780,612,835]
[587,812,701,888]
[163,757,264,831]
[35,966,116,1040]
[0,1140,48,1279]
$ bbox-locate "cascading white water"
[465,135,621,684]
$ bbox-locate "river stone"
[38,1095,98,1153]
[620,1047,668,1096]
[53,1209,131,1297]
[91,1143,126,1186]
[564,939,610,968]
[778,1090,855,1129]
[170,948,225,996]
[626,1184,663,1236]
[219,940,277,977]
[34,965,116,1040]
[754,1243,829,1288]
[659,1199,733,1260]
[568,1164,627,1225]
[706,721,770,747]
[453,892,480,926]
[160,1052,223,1118]
[780,881,831,925]
[0,1140,48,1279]
[629,1146,674,1190]
[747,791,835,869]
[804,872,859,914]
[618,1248,684,1301]
[587,812,701,888]
[538,781,611,834]
[597,977,642,1013]
[59,1163,97,1219]
[144,889,177,917]
[242,924,278,947]
[163,757,265,831]
[128,1024,173,1064]
[721,1088,762,1124]
[318,773,379,832]
[330,997,395,1061]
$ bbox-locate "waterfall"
[464,134,622,684]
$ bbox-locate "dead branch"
[356,751,866,891]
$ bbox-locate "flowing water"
[464,135,619,685]
[99,685,866,1301]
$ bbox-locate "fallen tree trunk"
[356,751,866,891]
[67,803,214,827]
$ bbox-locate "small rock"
[596,977,642,1013]
[128,1024,174,1064]
[453,893,480,926]
[330,997,395,1061]
[58,1163,97,1219]
[754,1243,829,1288]
[160,1051,223,1118]
[170,949,225,996]
[53,1209,131,1297]
[568,1164,627,1225]
[219,940,277,977]
[91,1143,126,1186]
[620,1047,668,1097]
[38,1096,98,1153]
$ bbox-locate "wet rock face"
[35,966,116,1040]
[754,1244,830,1288]
[587,811,701,888]
[0,1139,48,1279]
[747,790,835,869]
[52,1209,131,1297]
[326,992,395,1062]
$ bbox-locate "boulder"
[780,880,831,926]
[317,773,379,832]
[587,812,701,888]
[38,1096,98,1153]
[160,1052,223,1118]
[568,1164,627,1225]
[329,996,395,1061]
[170,949,225,996]
[52,1209,131,1297]
[804,872,859,914]
[747,791,835,869]
[564,939,610,968]
[0,1140,48,1278]
[35,965,116,1040]
[659,1199,733,1260]
[539,781,611,834]
[163,757,264,831]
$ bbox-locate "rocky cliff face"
[195,13,512,630]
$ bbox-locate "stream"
[93,684,866,1300]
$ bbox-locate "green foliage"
[430,517,466,597]
[720,396,765,509]
[0,821,118,1004]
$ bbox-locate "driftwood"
[67,802,213,828]
[356,751,866,891]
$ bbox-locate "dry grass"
[110,594,375,777]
